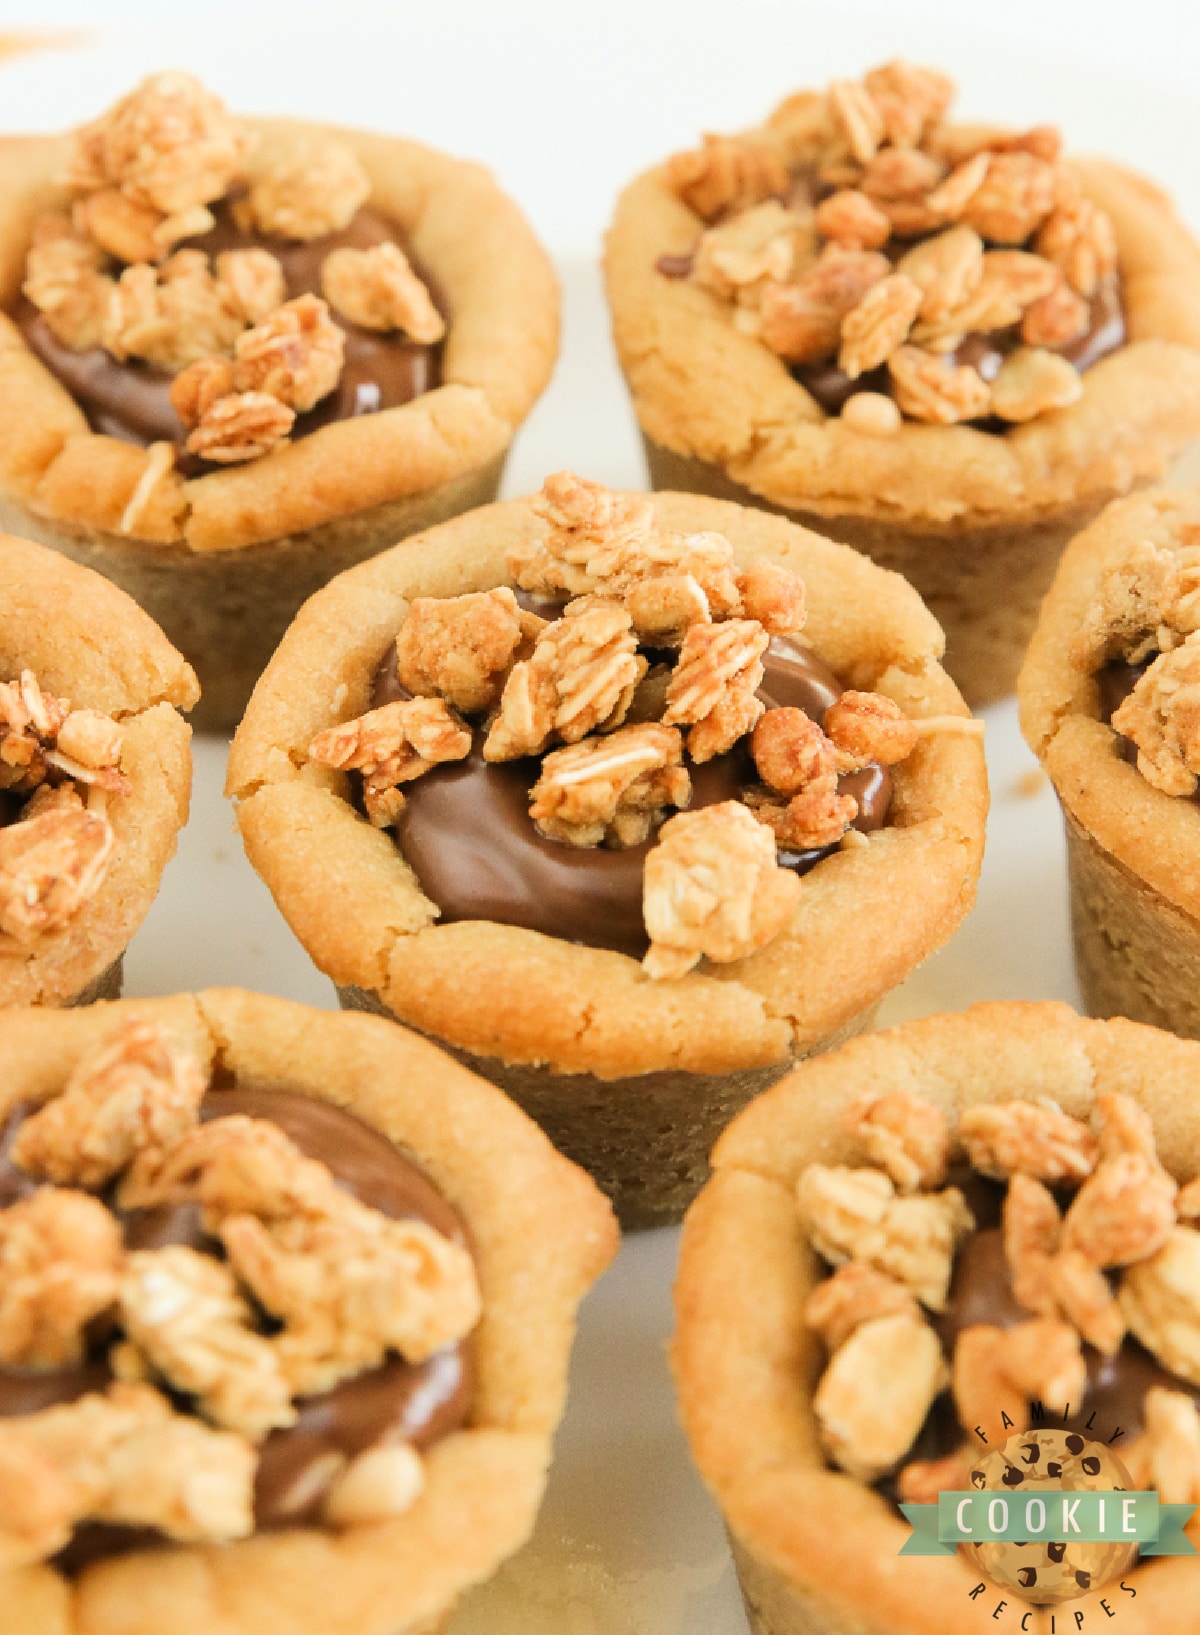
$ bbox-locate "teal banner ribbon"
[899,1493,1197,1558]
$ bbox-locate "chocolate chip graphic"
[1048,1542,1066,1563]
[1066,1434,1085,1454]
[1018,1568,1038,1588]
[1082,1456,1101,1475]
[972,1469,987,1488]
[1076,1571,1092,1589]
[1002,1466,1026,1486]
[1021,1442,1041,1464]
[1047,1462,1063,1478]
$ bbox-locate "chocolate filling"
[0,1087,474,1565]
[372,630,891,958]
[13,204,443,465]
[1097,656,1151,769]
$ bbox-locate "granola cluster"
[0,1018,482,1561]
[308,474,962,978]
[1075,535,1200,796]
[0,670,130,944]
[20,72,443,467]
[798,1086,1200,1507]
[663,59,1119,428]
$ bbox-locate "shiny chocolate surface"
[378,634,892,957]
[14,205,442,457]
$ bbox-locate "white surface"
[0,7,1189,1628]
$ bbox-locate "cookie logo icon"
[959,1430,1139,1607]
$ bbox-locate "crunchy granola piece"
[1003,1172,1063,1318]
[846,1089,950,1192]
[838,273,923,378]
[309,697,471,799]
[642,800,802,979]
[118,1113,336,1220]
[529,723,690,848]
[910,251,1054,350]
[232,293,344,412]
[120,1246,295,1439]
[1120,1228,1200,1388]
[1074,540,1200,667]
[888,345,990,424]
[1,1382,255,1549]
[0,1434,79,1568]
[897,1446,975,1506]
[1035,199,1118,298]
[862,60,954,149]
[896,226,985,322]
[0,1189,122,1369]
[1112,639,1200,796]
[814,1312,947,1482]
[0,807,115,944]
[814,189,891,251]
[1051,1247,1126,1356]
[323,1443,425,1527]
[828,80,886,165]
[395,588,540,715]
[797,1164,972,1309]
[1135,1389,1200,1505]
[958,1098,1098,1183]
[860,148,946,236]
[523,472,654,583]
[991,347,1083,422]
[0,670,70,793]
[662,619,769,761]
[321,242,445,342]
[1021,279,1090,348]
[666,133,789,221]
[750,783,858,850]
[751,707,838,797]
[1177,1174,1200,1222]
[692,201,816,304]
[1095,1092,1159,1162]
[67,72,251,216]
[74,187,169,265]
[923,152,991,224]
[13,1019,205,1191]
[185,389,295,462]
[244,130,371,240]
[824,691,918,772]
[54,709,124,778]
[484,597,644,761]
[804,1262,921,1352]
[170,353,237,426]
[1063,1152,1177,1268]
[215,247,286,325]
[21,229,113,351]
[962,152,1057,243]
[759,246,891,364]
[953,1320,1086,1443]
[840,391,902,436]
[102,253,245,373]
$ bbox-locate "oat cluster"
[797,1086,1200,1505]
[21,71,443,467]
[308,473,938,978]
[0,1018,481,1564]
[664,59,1119,428]
[0,670,131,944]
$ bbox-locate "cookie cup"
[0,986,617,1635]
[0,531,196,1008]
[0,119,559,732]
[606,157,1200,706]
[1019,487,1200,1036]
[674,1000,1200,1635]
[227,490,988,1230]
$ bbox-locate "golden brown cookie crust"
[1019,486,1200,922]
[0,532,197,1006]
[0,118,559,554]
[606,157,1200,528]
[0,988,617,1635]
[674,1002,1200,1635]
[228,491,988,1078]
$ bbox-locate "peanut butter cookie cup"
[605,59,1200,705]
[228,475,987,1229]
[0,72,559,730]
[1020,486,1200,1039]
[675,1001,1200,1635]
[0,531,196,1008]
[0,988,615,1635]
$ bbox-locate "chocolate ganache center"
[374,630,892,958]
[14,203,443,459]
[0,1087,474,1561]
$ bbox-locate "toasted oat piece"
[959,1097,1098,1183]
[953,1319,1086,1443]
[0,806,115,944]
[0,1188,122,1369]
[1112,637,1200,797]
[395,588,541,715]
[13,1019,205,1191]
[804,1261,921,1352]
[845,1089,950,1192]
[814,1312,948,1482]
[1062,1150,1177,1268]
[662,619,769,762]
[1119,1227,1200,1387]
[243,130,370,241]
[529,723,691,848]
[322,242,445,342]
[309,696,471,820]
[667,133,789,222]
[642,800,802,980]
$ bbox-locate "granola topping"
[662,60,1122,426]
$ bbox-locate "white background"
[0,4,1195,1628]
